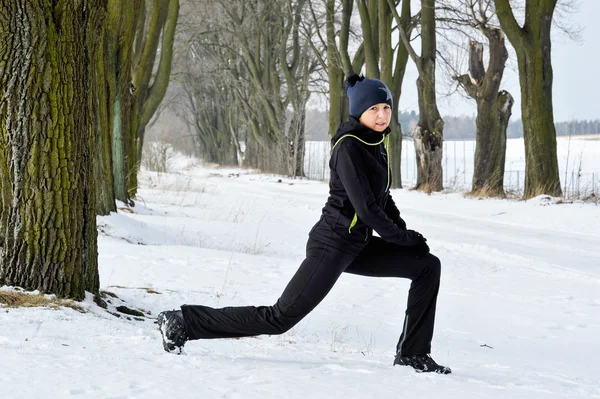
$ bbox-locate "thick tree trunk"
[518,42,561,198]
[102,0,178,205]
[327,71,345,140]
[0,0,103,299]
[385,0,411,189]
[414,70,444,192]
[105,0,139,206]
[326,0,354,140]
[95,26,116,215]
[494,0,562,198]
[112,91,134,205]
[392,0,443,191]
[473,91,513,195]
[414,0,444,192]
[455,31,513,197]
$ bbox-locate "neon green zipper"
[331,134,391,235]
[348,213,358,234]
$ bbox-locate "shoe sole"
[393,357,451,374]
[157,313,185,355]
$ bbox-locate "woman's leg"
[181,239,356,340]
[344,237,442,356]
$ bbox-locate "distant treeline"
[305,109,600,141]
[435,114,600,140]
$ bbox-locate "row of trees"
[0,0,574,299]
[556,120,600,136]
[443,117,600,140]
[171,0,317,177]
[0,0,179,299]
[309,111,600,141]
[172,0,568,198]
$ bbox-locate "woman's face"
[359,103,392,132]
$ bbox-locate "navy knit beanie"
[346,75,393,118]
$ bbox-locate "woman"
[158,75,451,374]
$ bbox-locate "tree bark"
[0,0,104,299]
[384,0,411,189]
[414,0,444,192]
[473,90,513,196]
[101,0,178,205]
[104,0,140,206]
[325,0,348,140]
[454,30,513,197]
[133,0,180,176]
[494,0,562,198]
[95,19,116,215]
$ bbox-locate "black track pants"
[181,236,441,356]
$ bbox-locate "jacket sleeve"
[385,193,407,231]
[333,142,418,246]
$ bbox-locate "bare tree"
[306,0,415,187]
[394,0,445,192]
[359,0,415,188]
[98,0,179,209]
[494,0,562,198]
[175,0,318,177]
[305,0,362,140]
[438,0,513,197]
[172,5,241,166]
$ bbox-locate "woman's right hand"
[406,230,430,258]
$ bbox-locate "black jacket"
[309,117,419,255]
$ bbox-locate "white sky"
[399,1,600,122]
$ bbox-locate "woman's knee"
[272,301,309,334]
[425,254,441,279]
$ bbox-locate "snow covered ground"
[306,137,600,195]
[2,156,599,399]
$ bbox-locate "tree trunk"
[455,31,513,197]
[326,0,355,139]
[327,70,345,140]
[358,0,380,78]
[0,0,103,299]
[95,24,117,215]
[473,90,513,195]
[519,41,561,198]
[103,0,178,205]
[325,0,344,139]
[383,0,411,189]
[105,0,139,206]
[494,0,562,198]
[131,0,179,195]
[473,31,512,196]
[413,0,444,192]
[355,0,412,188]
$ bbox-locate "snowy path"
[1,164,599,399]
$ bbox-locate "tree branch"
[468,40,485,85]
[386,0,421,72]
[493,0,524,50]
[141,0,180,128]
[453,74,478,99]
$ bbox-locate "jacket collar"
[331,116,391,146]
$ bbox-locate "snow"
[305,137,600,195]
[1,157,599,399]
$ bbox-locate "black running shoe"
[393,353,451,374]
[157,310,188,354]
